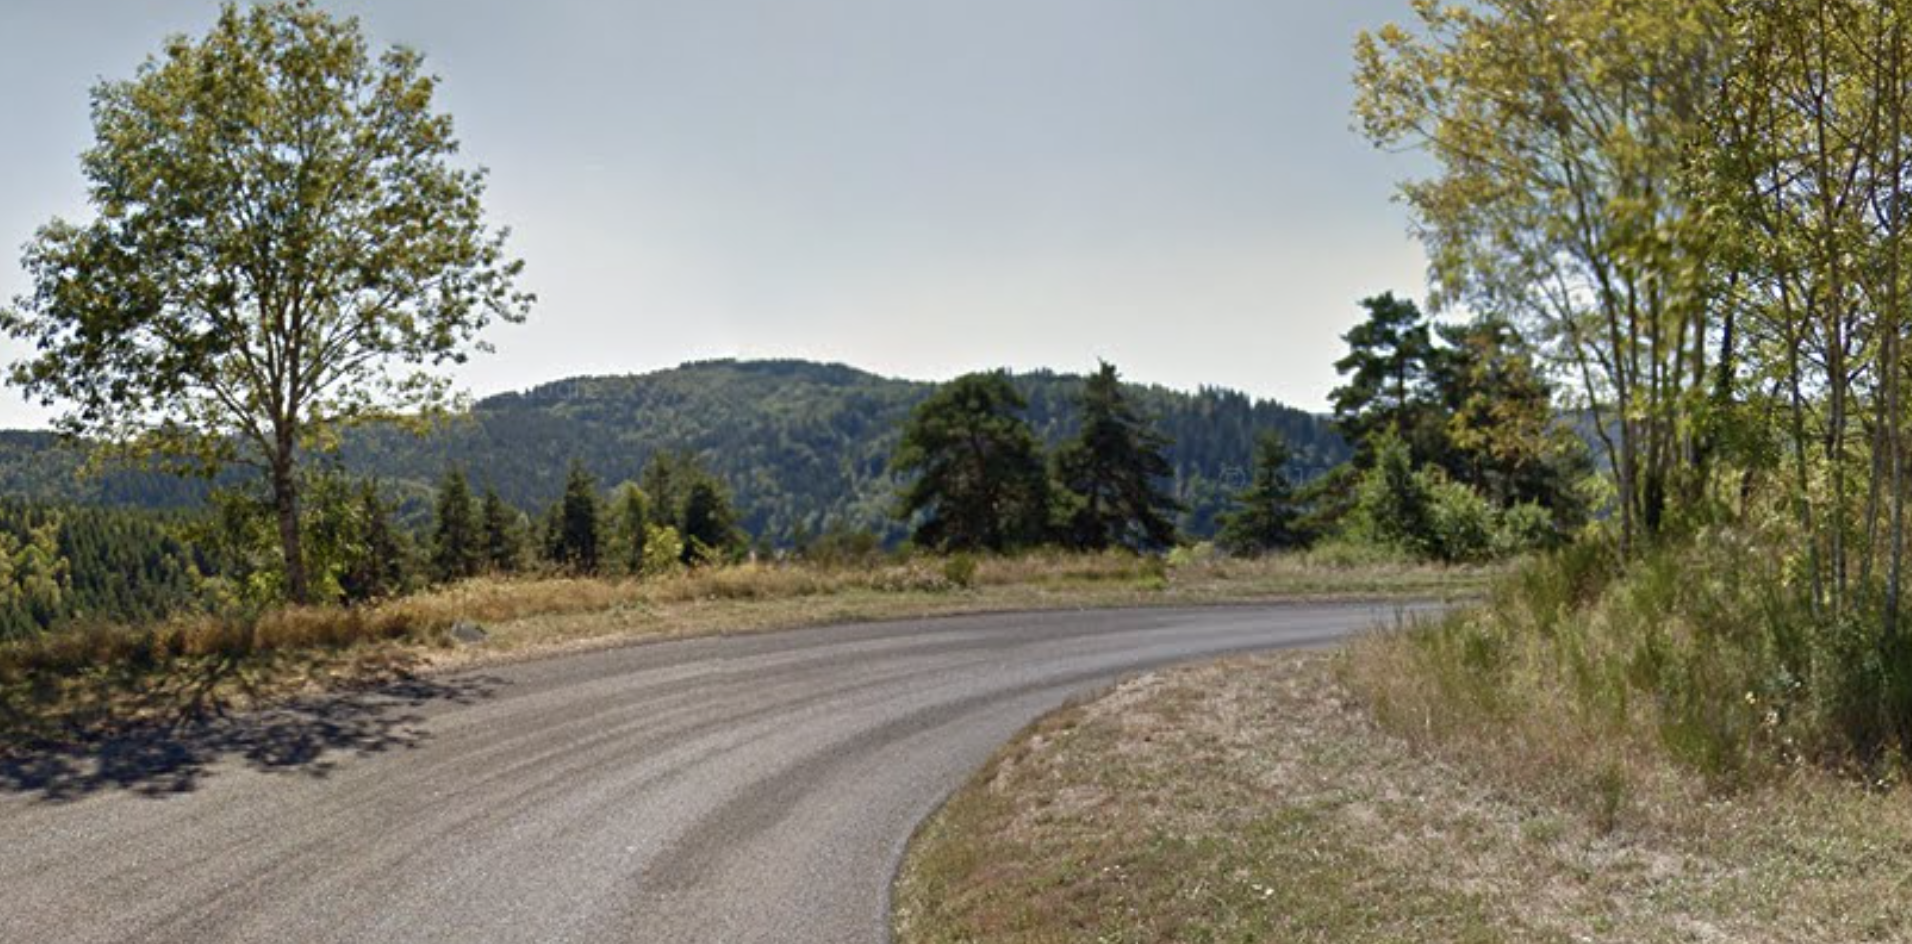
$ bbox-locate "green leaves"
[3,1,530,602]
[1356,0,1727,550]
[892,372,1052,553]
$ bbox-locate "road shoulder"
[893,650,1912,943]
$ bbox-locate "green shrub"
[1425,476,1497,563]
[1299,537,1416,568]
[1166,543,1219,569]
[1350,436,1437,558]
[1495,501,1559,556]
[642,525,686,577]
[1347,437,1543,565]
[1354,524,1912,789]
[943,553,980,590]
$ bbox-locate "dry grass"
[402,552,1485,666]
[894,650,1912,944]
[0,552,1484,750]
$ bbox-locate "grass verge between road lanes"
[1,551,1483,751]
[893,649,1912,943]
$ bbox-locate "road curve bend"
[0,603,1411,944]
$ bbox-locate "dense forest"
[0,359,1347,544]
[0,500,214,638]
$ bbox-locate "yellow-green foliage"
[1349,526,1912,810]
[642,525,686,577]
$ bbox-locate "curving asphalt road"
[0,603,1411,944]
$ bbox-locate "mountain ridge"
[0,358,1348,543]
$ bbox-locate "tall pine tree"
[342,482,406,602]
[610,483,650,575]
[549,460,601,574]
[1330,293,1442,464]
[480,486,524,574]
[680,479,741,565]
[1053,362,1180,551]
[431,468,482,583]
[639,451,698,531]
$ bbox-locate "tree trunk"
[271,448,310,606]
[1885,9,1905,647]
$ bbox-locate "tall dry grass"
[1342,525,1912,834]
[0,548,1485,749]
[3,549,1478,685]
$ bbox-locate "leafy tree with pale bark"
[1356,0,1727,553]
[1355,0,1912,758]
[0,1,530,603]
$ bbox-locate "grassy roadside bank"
[0,552,1485,750]
[894,650,1912,943]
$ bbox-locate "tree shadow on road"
[0,660,503,802]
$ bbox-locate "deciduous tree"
[1356,0,1726,553]
[1,2,530,602]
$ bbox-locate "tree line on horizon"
[0,1,1578,640]
[0,356,1311,636]
[0,361,1347,549]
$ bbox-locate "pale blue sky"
[0,0,1427,427]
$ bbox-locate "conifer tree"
[1053,362,1181,551]
[480,486,524,574]
[550,460,601,574]
[1330,293,1442,464]
[892,372,1052,552]
[431,468,482,583]
[640,451,696,531]
[1217,431,1304,555]
[342,482,405,603]
[680,479,741,565]
[1353,435,1437,558]
[610,484,650,575]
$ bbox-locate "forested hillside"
[0,359,1345,544]
[0,500,214,638]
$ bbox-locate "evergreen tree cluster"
[1325,295,1593,561]
[0,500,213,640]
[0,362,1333,634]
[894,363,1193,554]
[433,453,749,581]
[0,360,1347,547]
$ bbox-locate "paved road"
[0,603,1410,944]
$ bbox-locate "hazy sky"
[0,0,1428,428]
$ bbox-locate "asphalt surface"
[0,603,1411,944]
